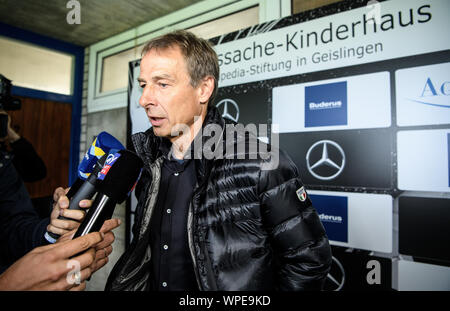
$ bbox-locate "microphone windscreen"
[78,131,125,179]
[96,149,143,203]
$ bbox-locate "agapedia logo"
[408,77,450,108]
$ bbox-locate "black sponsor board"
[279,129,393,190]
[326,246,393,291]
[399,196,450,265]
[215,87,269,129]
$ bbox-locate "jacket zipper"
[187,200,202,290]
[116,159,162,289]
[138,159,162,239]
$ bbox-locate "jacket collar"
[132,105,225,180]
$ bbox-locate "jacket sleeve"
[0,159,49,269]
[258,149,332,290]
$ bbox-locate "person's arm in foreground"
[0,232,104,291]
[48,187,121,274]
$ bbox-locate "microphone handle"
[46,176,98,241]
[73,194,117,239]
[66,178,84,199]
[66,152,107,199]
[65,176,97,213]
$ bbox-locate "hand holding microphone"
[65,131,125,209]
[46,187,91,237]
[50,148,142,275]
[66,130,125,199]
[0,232,104,291]
[73,149,143,239]
[45,131,125,243]
[57,217,122,275]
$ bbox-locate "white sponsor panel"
[272,71,391,133]
[396,260,450,291]
[309,190,393,253]
[215,0,450,87]
[397,129,450,192]
[396,62,450,126]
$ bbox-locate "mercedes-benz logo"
[216,98,239,122]
[306,140,345,180]
[325,256,346,291]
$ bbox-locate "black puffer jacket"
[105,106,331,291]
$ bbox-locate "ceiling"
[0,0,203,46]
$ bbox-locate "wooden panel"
[293,0,344,14]
[9,96,72,198]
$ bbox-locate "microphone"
[73,149,143,239]
[44,132,125,243]
[44,154,109,243]
[63,153,108,215]
[66,131,125,198]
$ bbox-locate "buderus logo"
[310,194,348,243]
[305,81,348,127]
[319,213,343,224]
[309,100,343,110]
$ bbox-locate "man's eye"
[159,83,168,88]
[139,84,145,88]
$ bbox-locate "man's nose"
[139,85,156,108]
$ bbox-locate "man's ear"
[197,76,215,105]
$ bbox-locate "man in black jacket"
[106,30,331,291]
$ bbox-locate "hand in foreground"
[58,218,122,274]
[0,232,104,291]
[47,187,92,237]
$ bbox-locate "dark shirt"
[0,151,49,273]
[9,137,47,182]
[149,138,198,291]
[1,138,49,219]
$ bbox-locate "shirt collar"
[158,129,203,162]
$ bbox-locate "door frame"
[0,22,84,186]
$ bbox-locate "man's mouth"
[149,116,166,126]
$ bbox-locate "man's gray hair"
[141,30,220,106]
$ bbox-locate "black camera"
[0,74,21,137]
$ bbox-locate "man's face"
[138,46,204,138]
